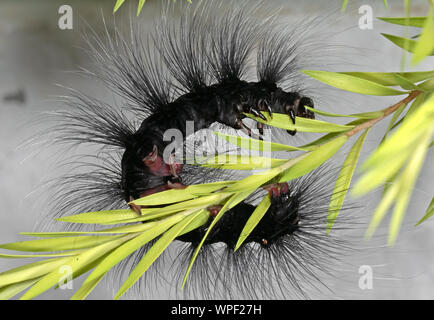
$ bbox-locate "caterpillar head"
[120,137,183,202]
[260,183,300,247]
[255,183,301,248]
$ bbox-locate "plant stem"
[345,90,422,138]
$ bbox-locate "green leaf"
[303,70,408,96]
[198,155,287,170]
[304,106,383,119]
[339,71,434,87]
[341,0,348,12]
[0,257,71,288]
[279,135,348,183]
[57,209,140,224]
[365,171,401,239]
[20,234,134,300]
[113,0,125,13]
[71,273,106,300]
[245,112,355,133]
[388,128,433,245]
[353,150,410,196]
[412,8,434,64]
[137,0,146,16]
[359,94,434,174]
[234,195,271,251]
[416,197,434,226]
[133,188,230,208]
[381,33,419,53]
[214,132,308,152]
[327,129,369,233]
[20,222,160,237]
[0,278,41,300]
[122,193,231,224]
[0,235,122,252]
[379,102,408,144]
[378,16,427,27]
[393,74,419,90]
[131,181,233,206]
[54,249,114,291]
[419,78,434,91]
[300,118,369,150]
[114,209,208,299]
[222,154,304,193]
[0,251,82,258]
[81,212,188,286]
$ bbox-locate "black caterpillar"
[45,1,351,299]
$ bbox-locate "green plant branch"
[345,90,422,138]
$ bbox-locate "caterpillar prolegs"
[47,1,353,299]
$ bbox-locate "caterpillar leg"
[218,82,315,136]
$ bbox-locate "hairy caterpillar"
[41,1,354,299]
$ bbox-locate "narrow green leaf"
[122,193,231,224]
[245,112,355,133]
[214,132,308,152]
[0,235,122,252]
[198,155,287,170]
[393,74,419,90]
[352,150,410,196]
[137,0,146,16]
[222,154,304,193]
[53,250,115,291]
[0,251,82,258]
[412,7,434,64]
[57,209,140,224]
[341,0,348,12]
[0,257,71,288]
[115,210,207,299]
[71,272,106,300]
[131,181,233,206]
[0,278,41,300]
[360,94,434,172]
[416,197,434,226]
[113,0,125,13]
[327,129,369,233]
[365,180,401,239]
[303,70,408,96]
[234,195,271,251]
[300,118,369,150]
[20,234,134,300]
[378,16,427,27]
[388,127,433,245]
[339,71,434,86]
[419,78,434,91]
[279,135,348,183]
[82,212,188,286]
[304,106,383,119]
[382,33,418,53]
[20,222,159,237]
[379,102,408,144]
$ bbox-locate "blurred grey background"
[0,0,433,299]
